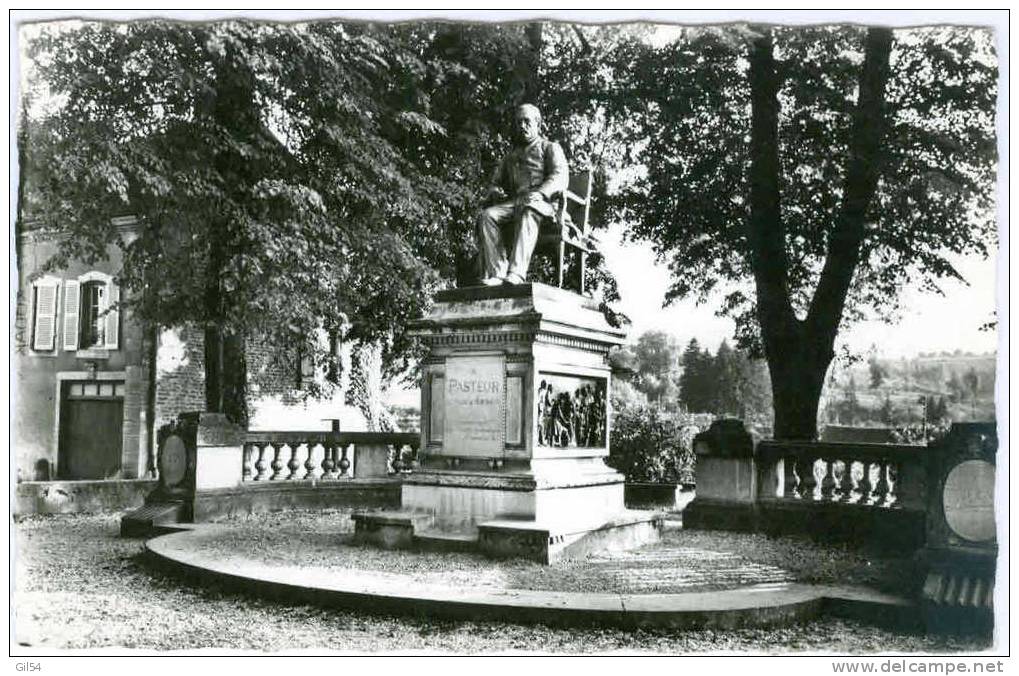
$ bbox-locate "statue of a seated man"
[476,103,569,286]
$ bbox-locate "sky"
[601,222,1001,359]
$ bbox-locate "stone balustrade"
[755,440,928,512]
[684,420,932,549]
[242,431,420,482]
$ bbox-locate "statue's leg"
[506,207,541,283]
[477,203,513,280]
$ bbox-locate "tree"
[679,338,712,412]
[613,25,996,438]
[868,355,887,389]
[841,375,861,425]
[931,395,950,421]
[880,392,896,425]
[946,371,966,402]
[20,20,567,422]
[631,330,681,404]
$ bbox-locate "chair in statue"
[538,168,595,294]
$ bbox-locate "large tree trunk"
[767,330,832,439]
[747,27,893,440]
[200,39,257,426]
[202,233,249,426]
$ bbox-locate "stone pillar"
[353,443,391,478]
[683,419,759,531]
[190,413,246,491]
[121,411,242,534]
[920,423,997,635]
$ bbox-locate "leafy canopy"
[608,25,997,353]
[22,20,629,384]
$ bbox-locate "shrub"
[608,406,699,484]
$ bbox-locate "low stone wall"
[15,479,158,516]
[193,479,402,521]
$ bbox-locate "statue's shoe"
[504,273,525,285]
[480,276,503,286]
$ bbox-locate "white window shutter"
[104,282,120,349]
[32,281,58,351]
[63,279,80,351]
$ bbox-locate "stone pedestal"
[354,283,662,562]
[121,412,245,535]
[683,419,759,531]
[920,423,997,635]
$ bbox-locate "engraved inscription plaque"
[943,459,996,543]
[443,355,505,456]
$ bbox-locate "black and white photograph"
[9,9,1008,663]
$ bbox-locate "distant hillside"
[822,351,996,426]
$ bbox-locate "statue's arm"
[536,142,569,200]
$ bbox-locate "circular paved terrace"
[144,510,920,631]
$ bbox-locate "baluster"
[287,442,302,480]
[270,442,285,480]
[321,442,337,479]
[783,455,799,499]
[254,443,269,481]
[872,459,890,506]
[390,444,402,474]
[242,443,254,482]
[886,462,899,508]
[798,457,818,501]
[857,461,873,504]
[337,443,351,478]
[304,442,318,480]
[838,459,855,503]
[406,443,418,472]
[820,457,837,501]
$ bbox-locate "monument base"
[401,459,626,529]
[352,507,663,564]
[354,462,663,563]
[360,282,655,563]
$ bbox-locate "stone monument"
[353,283,662,563]
[920,422,997,634]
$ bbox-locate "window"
[80,281,106,348]
[31,277,60,351]
[63,273,120,351]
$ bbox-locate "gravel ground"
[196,510,914,595]
[12,512,992,654]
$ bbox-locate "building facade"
[15,220,150,481]
[14,220,367,487]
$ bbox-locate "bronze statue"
[476,104,569,285]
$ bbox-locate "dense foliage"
[19,20,627,419]
[679,338,772,421]
[607,406,699,484]
[603,25,997,437]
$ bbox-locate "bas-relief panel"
[536,373,607,449]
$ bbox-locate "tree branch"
[746,28,795,333]
[807,27,894,342]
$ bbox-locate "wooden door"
[58,381,124,480]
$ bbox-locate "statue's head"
[514,104,542,145]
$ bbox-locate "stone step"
[414,529,479,553]
[120,501,188,537]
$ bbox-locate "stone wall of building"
[154,325,367,434]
